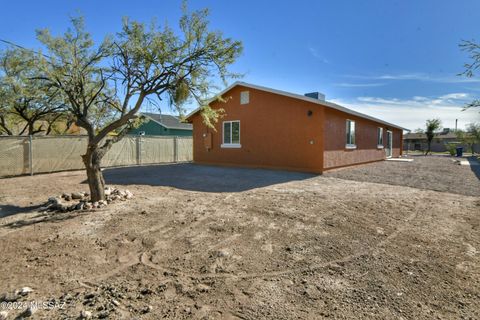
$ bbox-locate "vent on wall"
[240,91,250,104]
[304,92,325,101]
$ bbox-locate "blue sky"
[1,0,479,130]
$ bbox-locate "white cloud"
[334,82,386,88]
[438,93,469,100]
[344,73,480,84]
[330,93,480,131]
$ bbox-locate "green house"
[130,113,192,136]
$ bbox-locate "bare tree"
[35,7,242,201]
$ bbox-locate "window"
[377,127,384,148]
[222,121,241,148]
[240,91,249,104]
[346,120,356,148]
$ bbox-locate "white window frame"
[345,119,356,149]
[240,91,250,105]
[377,127,384,149]
[221,120,241,148]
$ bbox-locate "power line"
[0,38,52,60]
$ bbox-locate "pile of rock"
[0,287,34,319]
[40,187,134,212]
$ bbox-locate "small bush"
[445,142,459,156]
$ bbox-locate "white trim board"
[386,158,414,162]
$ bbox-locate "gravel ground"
[324,155,480,197]
[0,161,479,319]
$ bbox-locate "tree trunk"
[82,146,106,202]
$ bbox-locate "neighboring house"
[403,129,479,153]
[129,113,192,136]
[186,82,407,173]
[0,119,86,136]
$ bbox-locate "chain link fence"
[0,135,193,178]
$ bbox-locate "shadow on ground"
[103,163,317,192]
[467,156,480,181]
[0,204,44,219]
[1,210,83,229]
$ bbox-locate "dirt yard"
[0,156,479,319]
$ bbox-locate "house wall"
[190,86,325,173]
[129,119,192,136]
[323,108,403,170]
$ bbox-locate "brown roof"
[186,82,408,131]
[142,113,192,130]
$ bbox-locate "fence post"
[29,135,33,176]
[136,135,142,165]
[174,136,178,163]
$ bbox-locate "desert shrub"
[445,142,459,156]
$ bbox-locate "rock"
[97,311,109,319]
[140,288,152,295]
[104,187,113,196]
[141,305,153,314]
[0,311,8,320]
[79,310,92,319]
[111,299,120,307]
[84,203,93,210]
[18,287,33,296]
[196,284,211,293]
[76,203,85,210]
[98,200,107,207]
[47,197,67,211]
[18,306,36,318]
[62,193,71,201]
[72,192,84,200]
[125,190,133,199]
[92,202,99,208]
[84,293,95,300]
[48,197,59,203]
[1,292,19,302]
[215,249,230,258]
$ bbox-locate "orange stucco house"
[186,82,407,174]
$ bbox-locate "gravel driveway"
[324,155,480,197]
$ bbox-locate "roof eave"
[141,113,192,130]
[185,82,409,131]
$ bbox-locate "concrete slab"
[458,160,480,166]
[386,158,414,162]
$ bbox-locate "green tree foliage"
[457,123,480,155]
[425,119,441,155]
[460,40,480,110]
[0,48,64,135]
[34,6,242,201]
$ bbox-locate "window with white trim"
[222,121,240,148]
[377,127,384,147]
[240,91,249,104]
[346,120,356,148]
